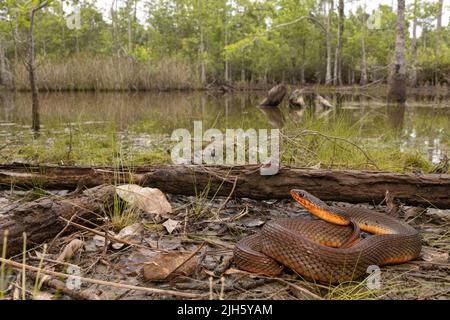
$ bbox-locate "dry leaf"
[142,251,197,281]
[0,198,9,209]
[162,219,180,234]
[56,239,84,262]
[116,184,172,217]
[34,292,54,300]
[421,247,449,263]
[112,223,143,250]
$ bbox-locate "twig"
[58,217,143,249]
[0,257,204,299]
[272,278,323,300]
[215,176,238,216]
[27,271,101,300]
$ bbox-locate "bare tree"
[388,0,407,103]
[198,0,206,85]
[360,10,368,86]
[325,0,333,85]
[436,0,443,36]
[410,0,418,87]
[26,1,49,133]
[333,0,344,86]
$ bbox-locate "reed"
[13,55,200,92]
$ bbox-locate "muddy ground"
[0,189,449,300]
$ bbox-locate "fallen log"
[1,164,449,208]
[0,185,115,256]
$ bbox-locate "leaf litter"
[0,186,448,300]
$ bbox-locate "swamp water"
[0,91,448,171]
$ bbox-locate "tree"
[24,0,50,133]
[333,0,344,85]
[388,0,407,103]
[325,0,333,85]
[410,0,418,87]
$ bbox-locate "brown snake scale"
[234,190,422,283]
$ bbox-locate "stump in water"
[388,65,407,103]
[259,84,287,107]
[289,89,306,108]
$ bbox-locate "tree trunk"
[258,84,287,107]
[360,37,368,85]
[27,9,40,133]
[111,0,119,56]
[325,0,333,85]
[0,164,449,208]
[224,4,229,84]
[410,0,418,87]
[388,0,407,103]
[436,0,443,36]
[333,0,344,86]
[198,0,206,86]
[300,40,306,85]
[0,185,115,257]
[0,40,12,88]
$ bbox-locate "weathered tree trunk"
[388,0,407,103]
[300,40,306,85]
[224,3,230,83]
[0,185,115,257]
[360,20,368,85]
[0,165,449,208]
[410,0,418,87]
[436,0,443,37]
[198,0,206,86]
[325,0,333,85]
[27,7,42,133]
[333,0,344,86]
[258,84,287,107]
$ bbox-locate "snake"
[234,189,422,283]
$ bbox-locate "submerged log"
[258,84,287,107]
[0,164,449,208]
[0,185,115,256]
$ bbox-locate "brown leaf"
[421,247,449,263]
[116,184,172,217]
[0,198,9,209]
[141,251,197,281]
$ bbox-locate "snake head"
[290,189,327,209]
[290,189,350,225]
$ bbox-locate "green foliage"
[0,0,448,86]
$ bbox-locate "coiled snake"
[234,189,422,283]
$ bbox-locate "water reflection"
[386,102,406,132]
[257,106,284,128]
[0,91,448,164]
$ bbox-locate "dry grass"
[13,55,200,91]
